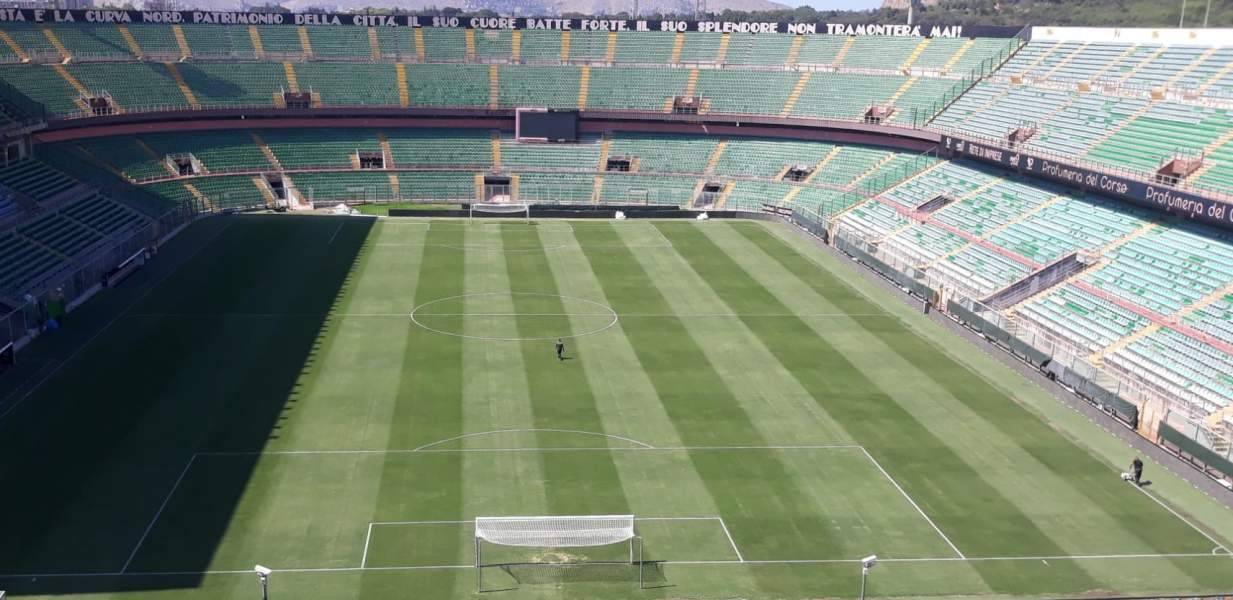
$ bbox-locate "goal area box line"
[361,516,743,580]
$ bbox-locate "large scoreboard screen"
[516,108,579,142]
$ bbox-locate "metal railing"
[798,218,1228,437]
[931,125,1233,206]
[916,35,1027,128]
[0,203,196,351]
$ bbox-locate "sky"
[795,0,882,9]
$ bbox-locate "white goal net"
[470,202,530,223]
[476,515,635,547]
[474,515,643,590]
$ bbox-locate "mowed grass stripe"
[615,225,963,562]
[705,223,1221,590]
[502,224,631,517]
[655,222,1101,595]
[575,223,849,578]
[540,224,698,448]
[455,226,550,517]
[274,219,420,451]
[720,221,1220,553]
[540,224,734,538]
[612,225,852,446]
[358,224,466,596]
[728,222,1233,589]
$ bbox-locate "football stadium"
[2,9,1233,600]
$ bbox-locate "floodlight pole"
[258,573,269,600]
[859,566,869,600]
[1180,0,1188,27]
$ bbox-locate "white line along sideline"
[122,455,199,573]
[327,221,345,245]
[717,517,745,562]
[6,551,1228,580]
[1131,483,1231,554]
[859,447,966,559]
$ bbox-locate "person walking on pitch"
[555,338,565,361]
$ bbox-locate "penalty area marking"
[118,444,1226,578]
[409,292,619,341]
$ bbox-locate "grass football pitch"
[1,215,1232,599]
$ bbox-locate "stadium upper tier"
[0,23,1014,69]
[931,32,1233,196]
[0,23,1019,126]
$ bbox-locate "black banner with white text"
[0,9,1022,38]
[942,135,1233,231]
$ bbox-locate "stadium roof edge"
[1031,26,1233,44]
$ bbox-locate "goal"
[470,202,530,224]
[474,515,644,590]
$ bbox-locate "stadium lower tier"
[832,158,1233,417]
[46,129,932,214]
[9,123,1233,419]
[63,125,1233,418]
[0,131,932,303]
[0,192,150,299]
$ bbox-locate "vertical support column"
[638,536,644,589]
[475,537,482,592]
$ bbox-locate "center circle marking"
[409,292,619,341]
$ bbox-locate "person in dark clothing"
[1132,457,1144,485]
[555,338,565,361]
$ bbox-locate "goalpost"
[470,202,530,224]
[474,515,643,591]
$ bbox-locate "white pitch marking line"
[360,522,374,568]
[194,444,863,457]
[412,428,656,452]
[648,222,675,247]
[369,516,722,526]
[859,447,965,559]
[1130,483,1230,554]
[0,221,233,425]
[718,517,744,563]
[123,312,895,319]
[122,455,197,573]
[412,313,617,317]
[7,552,1228,579]
[327,221,345,245]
